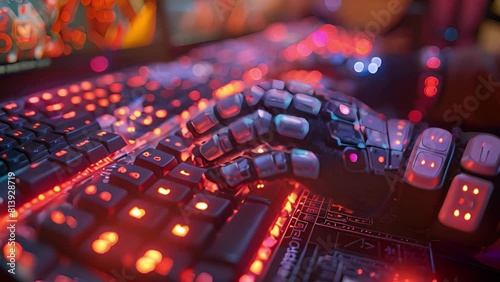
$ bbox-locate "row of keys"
[214,149,319,188]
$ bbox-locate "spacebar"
[205,201,273,268]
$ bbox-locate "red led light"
[426,57,441,69]
[90,56,109,73]
[424,86,438,97]
[408,110,422,123]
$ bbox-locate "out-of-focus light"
[349,153,358,163]
[90,56,109,73]
[408,110,422,123]
[424,76,439,87]
[444,27,458,42]
[424,86,438,97]
[371,57,382,67]
[324,0,342,12]
[367,63,378,74]
[426,57,441,69]
[354,62,364,73]
[312,31,329,47]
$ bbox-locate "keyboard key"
[90,130,127,153]
[167,162,207,188]
[184,194,232,227]
[53,120,100,144]
[23,122,51,136]
[46,110,93,130]
[109,164,156,192]
[35,132,68,153]
[39,206,95,250]
[78,226,142,271]
[71,139,109,163]
[0,149,29,171]
[145,179,192,207]
[156,135,190,162]
[461,134,500,176]
[0,136,17,151]
[404,149,446,190]
[135,148,178,177]
[117,199,169,231]
[327,120,364,147]
[17,160,66,197]
[48,148,90,175]
[204,201,272,268]
[342,147,369,172]
[246,181,290,214]
[130,246,192,281]
[17,140,49,162]
[74,182,128,217]
[164,216,215,251]
[0,122,10,134]
[419,127,452,152]
[5,128,35,144]
[438,173,494,233]
[0,115,27,129]
[0,236,57,282]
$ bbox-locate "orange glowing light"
[99,192,112,202]
[37,194,45,201]
[63,111,76,119]
[198,100,208,110]
[395,140,401,145]
[3,242,22,260]
[257,247,271,260]
[189,90,201,101]
[109,94,122,103]
[284,202,292,213]
[53,186,61,192]
[69,84,80,93]
[158,187,171,195]
[213,80,245,99]
[172,224,189,237]
[129,207,146,219]
[50,210,66,224]
[462,185,468,192]
[66,216,78,228]
[101,232,119,244]
[28,96,40,104]
[98,99,109,107]
[249,260,263,275]
[454,209,460,217]
[70,96,82,105]
[85,104,96,112]
[464,213,471,221]
[46,103,64,112]
[92,239,111,254]
[378,156,385,163]
[155,109,167,119]
[438,138,444,143]
[248,68,263,81]
[180,170,190,176]
[85,185,97,195]
[42,92,53,100]
[195,202,208,211]
[57,89,69,97]
[81,81,92,90]
[473,188,479,195]
[181,111,190,120]
[270,225,280,237]
[136,257,156,274]
[83,92,96,101]
[154,128,162,135]
[430,162,435,168]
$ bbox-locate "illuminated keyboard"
[1,23,499,282]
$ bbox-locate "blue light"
[371,57,382,67]
[354,62,364,73]
[368,63,378,74]
[444,27,458,42]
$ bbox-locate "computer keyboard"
[1,22,499,282]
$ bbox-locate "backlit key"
[71,139,109,163]
[164,216,215,251]
[144,179,192,207]
[117,199,169,231]
[438,174,494,232]
[75,182,128,216]
[135,148,178,177]
[167,162,207,188]
[78,226,141,271]
[109,164,156,192]
[39,206,95,250]
[156,135,190,162]
[184,194,232,227]
[461,134,500,176]
[131,246,192,281]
